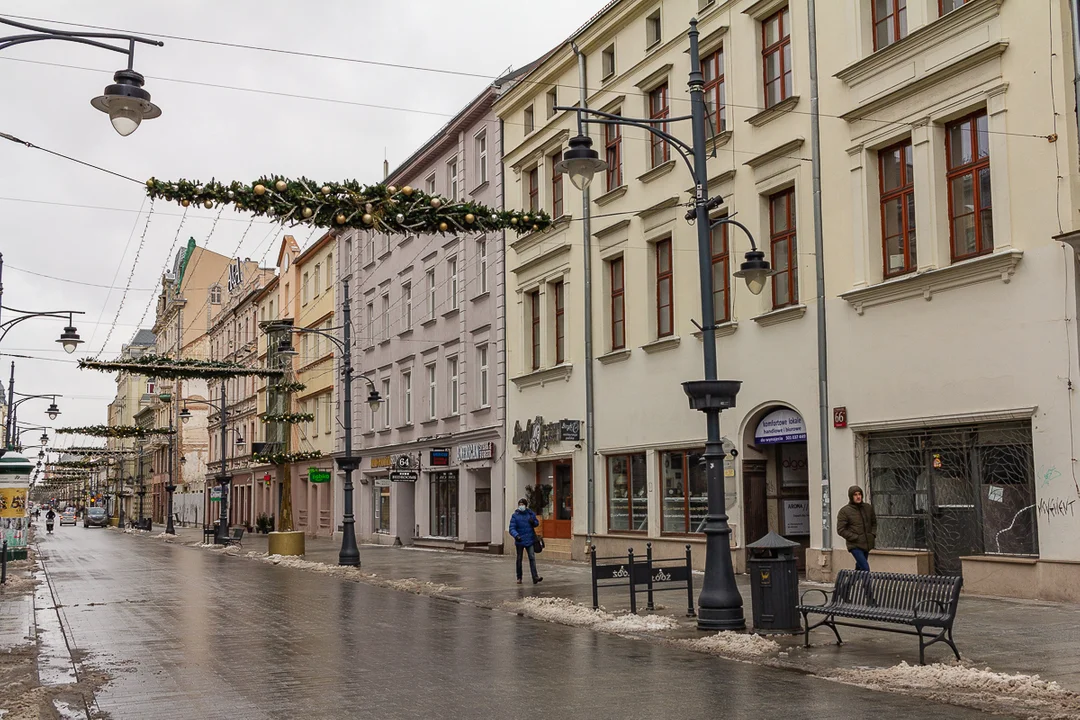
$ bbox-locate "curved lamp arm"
[0,17,163,68]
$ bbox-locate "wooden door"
[539,461,573,539]
[742,459,768,546]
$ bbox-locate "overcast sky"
[0,0,604,450]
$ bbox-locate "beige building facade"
[499,0,1080,600]
[106,328,156,524]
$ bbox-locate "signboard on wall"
[754,409,807,445]
[374,476,391,487]
[393,454,418,470]
[457,442,494,462]
[430,449,450,467]
[783,499,811,535]
[370,456,392,469]
[390,471,418,483]
[308,468,331,483]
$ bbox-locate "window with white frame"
[602,44,616,80]
[427,363,437,420]
[447,158,458,201]
[426,174,436,195]
[367,234,375,265]
[324,391,332,433]
[312,395,321,435]
[314,264,321,296]
[381,292,390,341]
[366,302,375,345]
[448,356,459,415]
[646,8,662,48]
[546,87,558,118]
[448,256,459,310]
[476,130,488,186]
[210,285,222,304]
[427,268,437,318]
[477,239,488,294]
[402,370,412,424]
[325,252,333,286]
[382,378,391,429]
[402,282,412,329]
[478,345,489,408]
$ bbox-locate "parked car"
[83,507,109,528]
[58,510,77,526]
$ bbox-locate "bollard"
[627,547,637,614]
[685,544,696,617]
[1,539,7,585]
[646,542,655,611]
[590,544,599,610]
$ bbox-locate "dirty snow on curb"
[260,554,459,595]
[679,631,781,658]
[508,597,678,633]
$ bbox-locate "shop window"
[376,485,391,533]
[475,488,491,513]
[661,449,707,533]
[607,453,648,532]
[430,471,459,537]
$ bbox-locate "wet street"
[34,527,994,720]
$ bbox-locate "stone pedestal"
[268,531,305,556]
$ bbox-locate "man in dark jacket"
[836,485,877,571]
[508,498,543,585]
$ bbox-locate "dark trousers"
[850,548,871,571]
[516,543,538,581]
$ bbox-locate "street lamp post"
[0,17,164,136]
[272,278,382,566]
[554,19,774,630]
[4,387,63,450]
[136,440,146,529]
[212,382,245,544]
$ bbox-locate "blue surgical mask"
[518,505,527,511]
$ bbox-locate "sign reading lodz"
[429,449,450,467]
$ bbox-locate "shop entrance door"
[742,459,768,546]
[537,461,573,539]
[430,471,458,538]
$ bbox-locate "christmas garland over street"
[57,425,174,439]
[261,412,314,424]
[252,450,322,465]
[79,354,284,380]
[63,447,138,456]
[48,459,106,469]
[145,177,553,235]
[273,381,307,392]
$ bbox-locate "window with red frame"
[873,0,907,50]
[529,290,541,370]
[762,7,791,109]
[879,139,917,277]
[554,281,565,364]
[703,47,726,133]
[649,84,670,167]
[610,258,625,350]
[550,155,563,218]
[656,239,673,337]
[769,188,797,309]
[528,168,539,213]
[711,221,730,323]
[606,116,623,190]
[946,111,992,260]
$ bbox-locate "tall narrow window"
[425,174,436,195]
[427,268,437,319]
[762,7,792,108]
[546,87,558,118]
[873,0,907,50]
[402,370,412,424]
[711,221,730,323]
[550,154,564,218]
[381,293,390,341]
[382,379,391,429]
[769,188,798,309]
[646,9,662,47]
[607,453,648,532]
[476,131,488,185]
[940,0,970,15]
[605,115,623,190]
[209,285,222,304]
[447,158,458,201]
[477,239,488,294]
[880,140,917,277]
[656,239,673,337]
[703,47,726,133]
[649,84,670,167]
[402,282,412,329]
[448,256,459,310]
[427,363,437,420]
[325,253,332,287]
[478,345,489,408]
[524,106,535,134]
[610,258,625,350]
[529,290,541,370]
[602,44,616,80]
[366,302,375,345]
[946,111,992,260]
[302,272,310,304]
[313,265,321,296]
[323,390,331,433]
[554,281,566,364]
[367,234,375,265]
[448,357,459,415]
[528,167,539,213]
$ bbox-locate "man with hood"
[836,485,877,571]
[508,498,543,585]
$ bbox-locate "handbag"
[532,535,545,553]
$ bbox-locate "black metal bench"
[223,528,244,548]
[797,569,963,665]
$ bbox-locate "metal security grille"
[865,421,1037,576]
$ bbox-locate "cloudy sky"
[0,0,605,449]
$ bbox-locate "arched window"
[209,285,222,304]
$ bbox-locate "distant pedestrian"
[509,498,543,585]
[45,508,56,535]
[837,485,877,571]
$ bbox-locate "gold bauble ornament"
[335,214,347,225]
[388,185,397,194]
[533,225,539,231]
[439,222,449,232]
[510,217,518,225]
[430,197,442,209]
[321,185,331,195]
[465,213,475,224]
[402,186,413,196]
[362,213,374,225]
[302,207,313,218]
[523,215,530,222]
[181,199,190,207]
[254,184,266,196]
[275,180,288,192]
[365,203,374,213]
[145,179,154,188]
[204,200,214,209]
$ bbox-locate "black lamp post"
[0,17,163,136]
[4,390,63,450]
[212,382,246,544]
[272,277,382,566]
[554,19,775,630]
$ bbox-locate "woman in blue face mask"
[508,498,543,584]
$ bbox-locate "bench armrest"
[799,588,831,607]
[913,599,947,620]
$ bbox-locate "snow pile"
[260,555,457,595]
[508,597,679,633]
[680,631,781,658]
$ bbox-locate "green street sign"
[308,468,331,484]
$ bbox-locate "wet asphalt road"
[35,527,993,720]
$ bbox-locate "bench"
[203,526,216,544]
[223,528,244,548]
[797,569,963,665]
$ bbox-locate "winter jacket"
[836,485,877,552]
[508,508,539,548]
[45,511,56,522]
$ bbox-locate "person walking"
[509,498,543,585]
[45,508,56,535]
[837,485,877,571]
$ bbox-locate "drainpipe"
[808,0,833,553]
[499,117,510,539]
[570,42,597,549]
[1069,0,1080,148]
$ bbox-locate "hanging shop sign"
[512,416,584,454]
[374,476,391,488]
[393,454,419,471]
[429,449,450,467]
[370,456,393,469]
[227,257,244,293]
[308,468,331,484]
[390,470,419,483]
[457,442,494,462]
[754,408,807,445]
[210,486,222,502]
[559,420,581,442]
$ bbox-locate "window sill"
[398,328,414,339]
[442,307,460,319]
[746,96,800,128]
[510,363,573,390]
[471,405,492,415]
[377,428,392,435]
[364,345,375,353]
[705,130,732,155]
[637,160,677,185]
[362,430,376,437]
[442,412,461,421]
[363,260,376,271]
[596,348,631,365]
[593,185,628,207]
[469,180,489,196]
[420,317,438,328]
[693,321,738,339]
[420,418,439,426]
[378,338,391,347]
[395,422,414,430]
[470,291,490,303]
[752,304,807,327]
[839,249,1023,315]
[640,336,681,354]
[379,249,393,261]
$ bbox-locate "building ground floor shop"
[353,434,504,553]
[201,462,336,537]
[507,404,1080,602]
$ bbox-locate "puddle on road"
[33,566,78,686]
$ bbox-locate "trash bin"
[745,531,801,634]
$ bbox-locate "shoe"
[533,576,543,584]
[516,578,522,584]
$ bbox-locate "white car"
[58,510,77,526]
